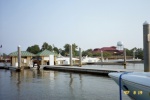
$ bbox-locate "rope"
[119,72,131,100]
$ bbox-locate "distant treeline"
[25,42,143,59]
[0,42,143,59]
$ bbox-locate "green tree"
[63,43,78,56]
[92,52,101,57]
[103,52,112,58]
[53,47,59,54]
[64,44,70,56]
[41,42,52,51]
[135,48,143,59]
[60,50,65,56]
[26,44,40,54]
[72,43,78,56]
[126,48,131,56]
[82,49,93,57]
[125,47,143,59]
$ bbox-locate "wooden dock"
[43,66,143,76]
[0,66,21,71]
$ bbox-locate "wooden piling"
[143,21,150,72]
[17,45,21,71]
[79,48,82,67]
[70,44,73,66]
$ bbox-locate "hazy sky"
[0,0,150,54]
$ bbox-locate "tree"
[72,43,78,56]
[26,44,40,54]
[92,52,101,57]
[64,44,70,56]
[60,50,66,56]
[41,42,52,51]
[125,47,143,59]
[63,43,78,56]
[103,52,112,58]
[126,48,131,56]
[82,49,93,57]
[53,47,59,54]
[135,48,143,59]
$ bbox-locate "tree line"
[26,42,78,56]
[0,42,143,60]
[26,42,143,59]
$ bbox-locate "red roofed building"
[93,46,123,55]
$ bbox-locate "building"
[36,49,57,65]
[9,51,35,67]
[9,49,58,67]
[93,46,123,55]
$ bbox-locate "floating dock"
[43,66,143,76]
[0,66,21,71]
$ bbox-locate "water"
[0,64,144,100]
[83,63,144,71]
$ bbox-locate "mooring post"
[18,45,21,70]
[143,21,150,72]
[101,50,104,62]
[70,44,73,66]
[123,48,126,66]
[79,48,82,67]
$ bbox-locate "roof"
[101,47,116,51]
[9,51,36,57]
[93,46,121,52]
[36,49,56,56]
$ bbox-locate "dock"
[43,65,143,76]
[0,66,21,71]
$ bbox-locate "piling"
[143,21,150,72]
[17,45,21,71]
[123,48,126,66]
[69,44,73,66]
[101,50,104,62]
[79,48,82,67]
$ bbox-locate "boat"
[109,72,150,100]
[82,56,100,63]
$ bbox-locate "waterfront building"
[9,51,35,67]
[9,49,58,67]
[36,49,57,65]
[93,46,123,55]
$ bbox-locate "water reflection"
[124,65,126,69]
[0,69,132,100]
[83,63,144,71]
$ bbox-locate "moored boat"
[109,72,150,100]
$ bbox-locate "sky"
[0,0,150,54]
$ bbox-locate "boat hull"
[109,72,150,100]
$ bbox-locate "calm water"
[0,64,144,100]
[83,63,144,71]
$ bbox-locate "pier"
[43,65,143,76]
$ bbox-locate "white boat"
[82,56,100,63]
[109,72,150,100]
